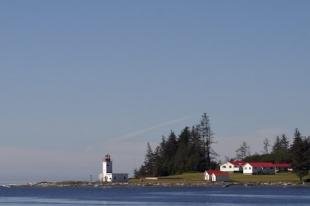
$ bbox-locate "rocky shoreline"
[1,180,309,188]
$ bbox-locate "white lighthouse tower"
[102,154,113,182]
[99,154,128,183]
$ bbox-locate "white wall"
[220,162,235,172]
[204,172,210,181]
[102,160,113,177]
[233,166,242,172]
[101,173,113,182]
[102,159,113,182]
[243,163,253,175]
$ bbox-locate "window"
[249,167,252,170]
[222,166,226,168]
[229,166,232,168]
[244,167,247,170]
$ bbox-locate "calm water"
[0,186,309,205]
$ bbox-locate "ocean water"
[0,186,309,205]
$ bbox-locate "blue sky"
[0,0,309,183]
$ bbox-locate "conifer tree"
[290,129,309,182]
[235,141,250,160]
[272,134,290,162]
[135,113,218,177]
[272,136,282,152]
[144,142,156,176]
[263,138,270,154]
[197,113,216,169]
[175,127,191,173]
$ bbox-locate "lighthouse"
[102,154,113,182]
[99,154,128,183]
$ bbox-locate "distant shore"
[2,180,309,189]
[2,172,309,188]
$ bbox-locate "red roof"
[274,163,291,168]
[206,170,229,176]
[246,162,291,168]
[229,160,246,167]
[247,162,275,168]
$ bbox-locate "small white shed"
[204,170,229,182]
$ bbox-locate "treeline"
[240,135,291,163]
[134,113,217,177]
[241,129,310,181]
[135,113,310,182]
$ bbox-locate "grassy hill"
[129,172,205,185]
[229,172,300,184]
[129,172,306,185]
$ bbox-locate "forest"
[135,113,310,181]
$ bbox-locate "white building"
[204,170,211,181]
[243,162,275,175]
[220,160,245,173]
[220,162,235,172]
[99,154,128,183]
[204,170,229,182]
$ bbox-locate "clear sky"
[0,0,309,183]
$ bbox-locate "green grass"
[129,172,306,185]
[129,172,205,184]
[229,172,300,184]
[160,172,204,182]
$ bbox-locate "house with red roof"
[243,162,276,175]
[220,160,245,173]
[204,170,230,182]
[274,163,292,172]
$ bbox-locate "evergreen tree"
[144,142,156,176]
[190,126,206,171]
[272,134,290,162]
[272,136,282,152]
[197,113,216,169]
[159,132,178,175]
[280,134,289,150]
[242,130,309,165]
[135,142,157,177]
[305,136,310,175]
[175,127,191,173]
[236,141,250,160]
[135,113,218,177]
[263,138,270,154]
[290,129,309,182]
